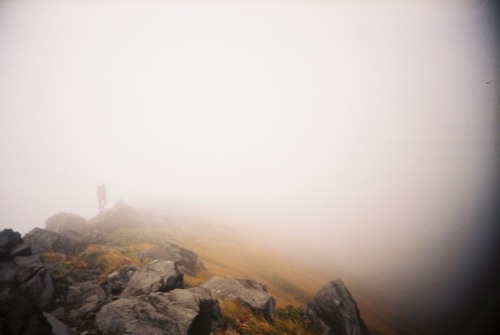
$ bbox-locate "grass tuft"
[213,300,322,335]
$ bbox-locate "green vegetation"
[79,245,148,276]
[41,252,87,277]
[213,300,322,335]
[43,243,151,281]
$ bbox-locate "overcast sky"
[0,0,498,329]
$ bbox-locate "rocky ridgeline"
[0,202,370,335]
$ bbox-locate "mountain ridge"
[1,201,417,334]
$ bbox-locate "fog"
[0,0,498,332]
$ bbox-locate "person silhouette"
[97,183,107,212]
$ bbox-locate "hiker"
[97,183,107,212]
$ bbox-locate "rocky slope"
[1,202,371,335]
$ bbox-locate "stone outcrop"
[23,228,88,255]
[0,228,31,261]
[121,260,184,298]
[304,279,370,335]
[43,313,79,335]
[0,229,77,334]
[198,276,275,322]
[0,294,53,335]
[45,213,87,235]
[102,265,138,299]
[87,200,143,233]
[0,229,54,308]
[96,289,223,335]
[50,269,106,334]
[141,241,205,275]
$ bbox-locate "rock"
[96,289,222,335]
[8,241,32,259]
[141,241,204,276]
[50,270,106,334]
[0,252,54,308]
[0,228,27,261]
[43,313,79,335]
[23,228,88,255]
[102,265,138,298]
[121,260,184,298]
[0,294,53,335]
[0,235,54,307]
[0,229,53,308]
[304,279,370,335]
[198,276,275,322]
[45,213,87,235]
[52,272,105,310]
[87,200,143,233]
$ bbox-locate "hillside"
[1,201,419,335]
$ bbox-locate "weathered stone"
[141,241,204,276]
[50,271,107,334]
[45,213,87,235]
[23,228,88,255]
[121,260,184,298]
[8,241,32,259]
[304,279,371,335]
[102,265,137,298]
[198,276,275,321]
[53,278,106,312]
[96,289,222,335]
[43,313,79,335]
[0,294,53,335]
[0,229,24,261]
[0,254,54,308]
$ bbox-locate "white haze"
[0,0,497,327]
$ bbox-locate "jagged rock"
[0,254,54,307]
[102,265,138,298]
[96,289,223,335]
[68,281,106,313]
[0,228,29,262]
[45,213,87,235]
[43,313,79,335]
[0,294,53,335]
[0,230,54,308]
[8,241,32,260]
[304,279,370,335]
[23,228,88,255]
[198,276,275,321]
[50,270,106,334]
[141,241,204,275]
[52,272,103,308]
[121,260,184,298]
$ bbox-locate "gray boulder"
[121,260,184,298]
[141,241,205,275]
[0,254,54,308]
[0,294,53,335]
[102,265,138,299]
[0,228,30,261]
[304,279,371,335]
[0,229,54,308]
[43,313,79,335]
[23,228,88,255]
[96,289,223,335]
[45,213,87,235]
[63,280,106,313]
[198,276,275,322]
[50,270,105,334]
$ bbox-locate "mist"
[0,1,498,332]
